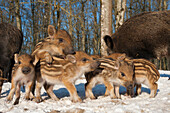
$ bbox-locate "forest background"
[0,0,170,70]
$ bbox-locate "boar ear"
[66,55,76,64]
[103,35,113,50]
[14,54,19,64]
[48,25,56,38]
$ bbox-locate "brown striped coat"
[85,54,134,99]
[31,25,75,65]
[35,51,100,103]
[127,58,160,98]
[104,53,160,98]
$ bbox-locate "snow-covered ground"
[0,70,170,113]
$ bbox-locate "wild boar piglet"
[85,54,134,99]
[35,51,100,103]
[106,53,160,98]
[126,58,160,98]
[32,25,75,65]
[6,54,35,105]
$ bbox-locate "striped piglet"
[85,54,134,99]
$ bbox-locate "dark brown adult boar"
[0,23,23,95]
[104,10,170,60]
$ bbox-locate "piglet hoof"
[52,97,59,101]
[90,96,96,100]
[13,98,20,105]
[117,96,121,99]
[24,96,31,100]
[72,97,82,103]
[34,97,43,103]
[149,95,155,98]
[6,97,12,103]
[110,96,118,99]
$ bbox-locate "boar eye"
[58,38,63,43]
[121,72,125,77]
[82,58,89,62]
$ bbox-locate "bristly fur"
[104,10,170,59]
[0,22,23,95]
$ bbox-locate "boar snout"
[22,67,31,74]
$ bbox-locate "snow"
[0,70,170,113]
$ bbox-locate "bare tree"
[115,0,126,31]
[15,0,22,31]
[101,0,112,56]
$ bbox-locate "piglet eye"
[121,72,125,77]
[82,58,88,62]
[30,60,33,64]
[18,61,21,64]
[59,38,63,43]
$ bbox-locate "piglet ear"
[117,53,126,61]
[66,55,76,64]
[48,25,56,39]
[14,54,19,64]
[32,55,39,66]
[113,59,120,70]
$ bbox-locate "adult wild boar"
[0,23,23,94]
[104,10,170,60]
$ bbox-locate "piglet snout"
[22,67,31,74]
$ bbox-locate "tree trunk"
[0,8,3,23]
[15,0,22,31]
[68,0,73,38]
[92,0,98,55]
[115,0,126,31]
[57,1,61,29]
[163,0,167,10]
[81,0,86,52]
[101,0,112,56]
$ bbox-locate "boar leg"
[135,84,142,96]
[35,76,45,103]
[0,70,3,95]
[63,80,82,102]
[25,81,33,100]
[44,83,59,101]
[149,82,158,98]
[115,85,121,99]
[6,80,17,102]
[85,79,96,99]
[104,81,117,99]
[0,80,3,95]
[13,84,21,105]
